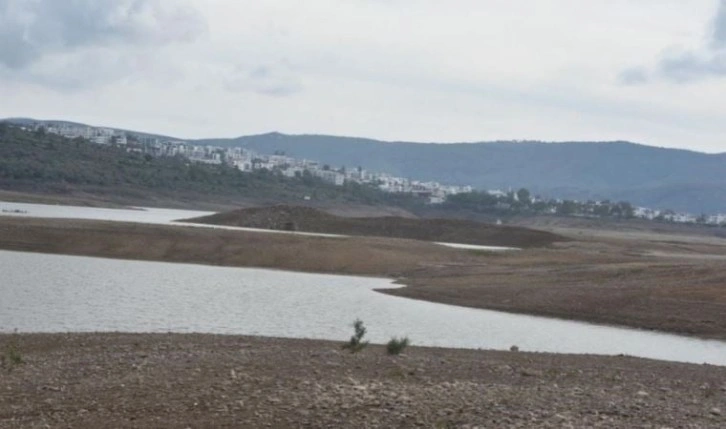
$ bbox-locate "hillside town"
[30,122,473,203]
[26,121,726,226]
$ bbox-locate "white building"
[234,160,253,172]
[282,167,304,178]
[313,169,345,186]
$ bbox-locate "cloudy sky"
[1,0,725,153]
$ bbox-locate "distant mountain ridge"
[1,118,178,141]
[195,133,726,213]
[3,118,725,213]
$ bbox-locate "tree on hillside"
[557,200,578,215]
[593,204,611,217]
[516,188,531,204]
[612,201,635,219]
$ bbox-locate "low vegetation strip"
[182,205,564,248]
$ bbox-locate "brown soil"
[183,205,563,248]
[0,217,476,277]
[2,216,726,340]
[387,238,726,339]
[511,214,726,239]
[2,333,725,428]
[0,189,420,218]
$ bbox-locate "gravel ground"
[1,333,725,428]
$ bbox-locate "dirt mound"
[183,205,564,248]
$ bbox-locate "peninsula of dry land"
[182,205,562,248]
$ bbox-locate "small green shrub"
[2,336,23,372]
[386,336,410,355]
[342,319,369,353]
[7,344,23,365]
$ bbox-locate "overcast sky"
[1,0,725,153]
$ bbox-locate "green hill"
[6,118,726,213]
[0,124,418,208]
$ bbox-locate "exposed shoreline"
[182,205,563,248]
[3,201,726,427]
[1,332,724,428]
[2,215,726,341]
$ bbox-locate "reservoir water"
[0,201,214,224]
[1,201,726,366]
[2,250,726,366]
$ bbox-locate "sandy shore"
[1,333,725,428]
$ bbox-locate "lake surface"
[2,250,726,366]
[435,242,520,251]
[0,201,214,224]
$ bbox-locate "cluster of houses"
[32,122,473,203]
[634,207,726,225]
[40,123,127,146]
[27,121,726,225]
[136,137,474,201]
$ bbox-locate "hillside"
[183,205,564,248]
[5,118,726,213]
[195,133,726,213]
[0,125,419,208]
[1,117,178,142]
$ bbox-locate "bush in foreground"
[386,336,410,355]
[342,319,369,353]
[1,336,23,372]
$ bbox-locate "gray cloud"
[617,67,649,85]
[0,0,206,70]
[224,63,303,97]
[620,0,726,84]
[657,50,726,83]
[711,0,726,49]
[0,48,151,91]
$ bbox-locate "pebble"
[521,369,543,377]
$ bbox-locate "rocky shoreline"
[1,333,725,428]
